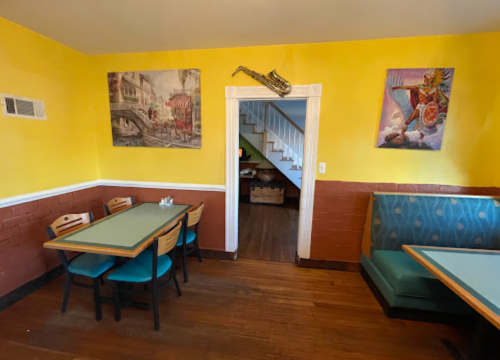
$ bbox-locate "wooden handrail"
[266,102,304,135]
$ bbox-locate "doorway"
[225,85,323,262]
[238,100,306,263]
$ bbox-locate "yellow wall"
[2,15,500,201]
[0,17,99,199]
[90,32,500,188]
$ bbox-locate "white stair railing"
[240,101,265,133]
[239,101,304,169]
[265,102,304,169]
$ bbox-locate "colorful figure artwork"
[107,69,201,148]
[377,68,454,150]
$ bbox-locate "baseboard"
[297,257,361,272]
[361,267,473,326]
[189,248,238,261]
[0,265,64,312]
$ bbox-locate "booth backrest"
[368,193,500,253]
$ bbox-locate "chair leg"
[183,245,188,283]
[195,239,203,263]
[112,282,121,322]
[172,270,182,297]
[61,273,71,313]
[99,275,105,285]
[92,278,102,321]
[152,280,160,331]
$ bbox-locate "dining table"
[403,245,500,360]
[44,202,195,257]
[44,202,195,308]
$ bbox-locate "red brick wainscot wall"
[100,186,225,251]
[4,179,496,298]
[0,185,226,298]
[0,187,104,297]
[310,181,500,263]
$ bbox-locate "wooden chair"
[46,213,115,321]
[109,221,183,331]
[177,202,204,283]
[104,197,135,215]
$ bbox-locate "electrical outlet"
[319,162,326,174]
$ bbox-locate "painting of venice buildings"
[107,69,201,148]
[377,68,454,150]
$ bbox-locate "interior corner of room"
[2,1,500,358]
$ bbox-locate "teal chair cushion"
[68,253,115,278]
[108,251,172,283]
[371,250,457,299]
[176,229,196,246]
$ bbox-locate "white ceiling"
[1,0,500,55]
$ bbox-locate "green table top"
[53,203,191,251]
[408,246,500,317]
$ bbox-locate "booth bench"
[361,192,500,317]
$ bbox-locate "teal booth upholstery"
[361,193,500,315]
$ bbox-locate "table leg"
[118,285,151,310]
[441,316,491,360]
[441,339,465,360]
[102,292,151,310]
[469,316,490,360]
[101,270,151,311]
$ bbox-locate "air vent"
[5,97,15,114]
[1,94,46,120]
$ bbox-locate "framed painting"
[107,69,201,148]
[377,68,455,150]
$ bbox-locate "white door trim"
[225,84,322,258]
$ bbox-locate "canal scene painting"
[107,69,201,148]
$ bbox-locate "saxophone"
[232,66,291,97]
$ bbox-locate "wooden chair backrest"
[106,197,134,215]
[48,212,93,238]
[157,221,182,256]
[187,203,204,227]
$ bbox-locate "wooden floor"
[0,258,466,360]
[238,203,298,263]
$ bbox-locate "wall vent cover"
[1,94,46,120]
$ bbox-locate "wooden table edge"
[402,245,500,331]
[43,203,196,258]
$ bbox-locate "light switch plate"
[319,162,326,174]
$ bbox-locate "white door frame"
[225,84,323,259]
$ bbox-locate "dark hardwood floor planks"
[238,203,298,263]
[0,258,464,360]
[0,338,98,360]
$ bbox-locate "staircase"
[239,101,303,189]
[137,107,149,118]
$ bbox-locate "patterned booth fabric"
[361,193,500,315]
[371,194,500,252]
